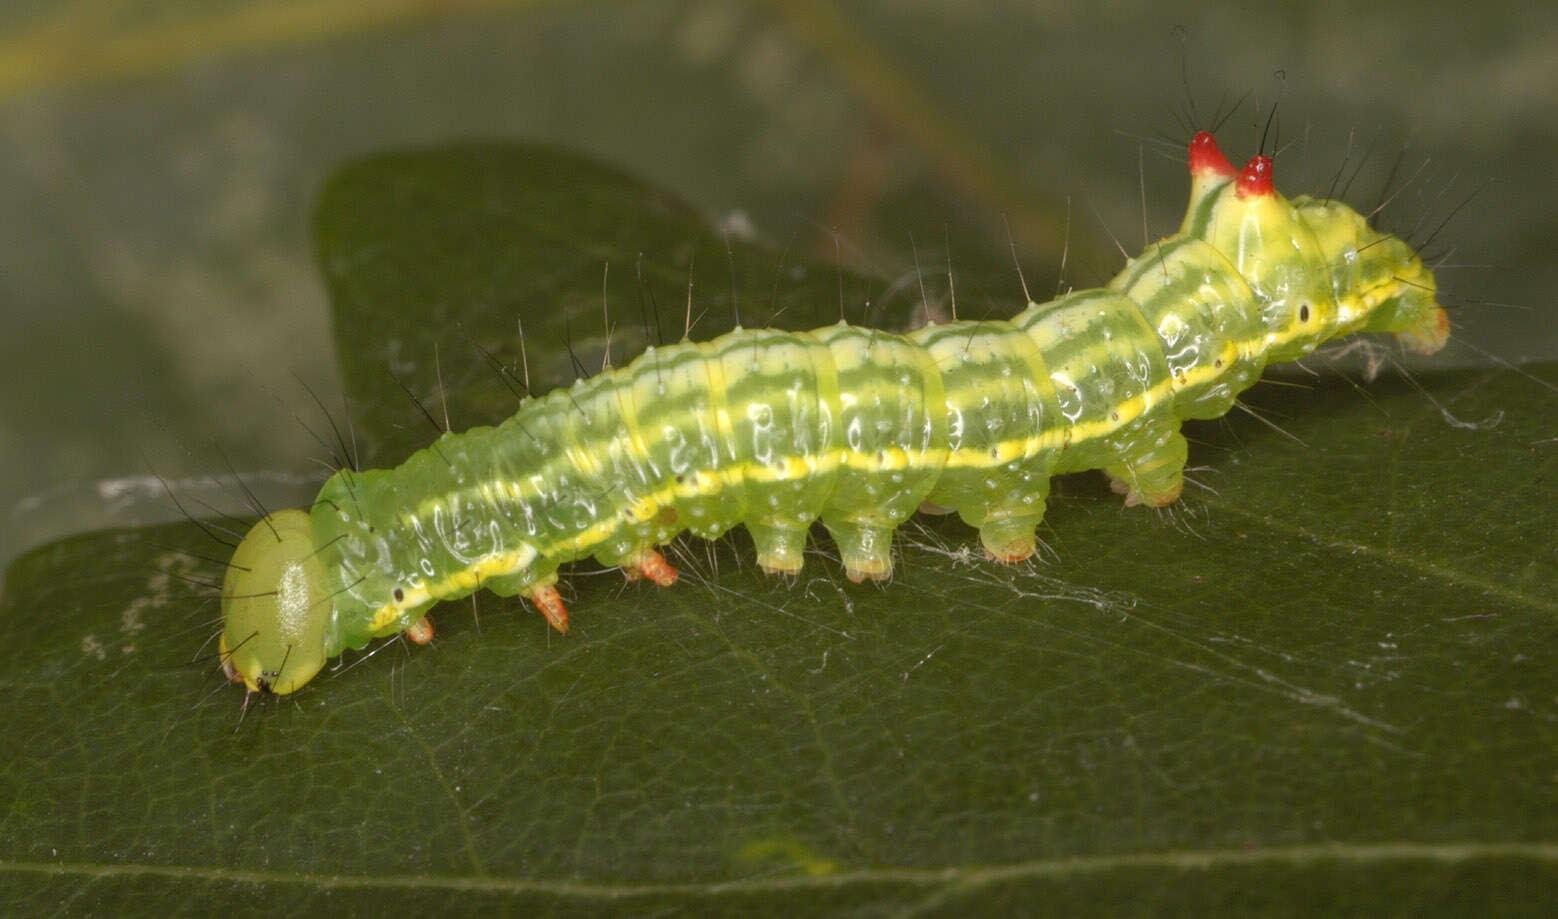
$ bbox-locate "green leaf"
[2,145,1554,916]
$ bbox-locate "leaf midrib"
[1203,496,1552,614]
[8,841,1556,894]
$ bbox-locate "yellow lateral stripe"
[373,309,1345,630]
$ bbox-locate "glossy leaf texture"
[1,145,1554,917]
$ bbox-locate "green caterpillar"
[219,131,1448,695]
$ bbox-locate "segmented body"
[218,132,1448,694]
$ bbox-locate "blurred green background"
[2,0,1554,569]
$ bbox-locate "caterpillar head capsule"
[1186,132,1450,360]
[1291,194,1450,356]
[219,509,332,695]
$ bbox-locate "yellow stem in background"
[0,0,1086,266]
[0,0,545,101]
[763,0,1083,261]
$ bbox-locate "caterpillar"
[218,131,1449,696]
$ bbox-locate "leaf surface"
[2,145,1554,916]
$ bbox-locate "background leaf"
[1,143,1553,915]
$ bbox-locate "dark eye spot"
[675,474,685,483]
[393,588,405,602]
[1299,303,1311,322]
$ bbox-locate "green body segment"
[1109,237,1264,420]
[912,320,1058,558]
[220,133,1450,693]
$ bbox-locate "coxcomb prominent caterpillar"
[219,132,1448,695]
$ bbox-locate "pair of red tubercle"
[1188,130,1273,200]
